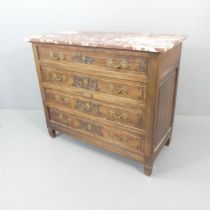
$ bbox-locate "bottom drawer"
[49,108,144,153]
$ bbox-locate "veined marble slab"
[26,31,187,53]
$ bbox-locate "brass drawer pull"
[54,95,70,104]
[49,51,64,60]
[109,84,128,95]
[109,132,127,143]
[110,111,127,120]
[106,58,128,69]
[52,72,66,81]
[58,114,71,123]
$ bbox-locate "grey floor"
[0,110,210,210]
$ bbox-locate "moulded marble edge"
[25,31,187,53]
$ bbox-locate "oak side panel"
[155,71,176,147]
[153,44,182,155]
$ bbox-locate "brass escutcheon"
[85,103,91,110]
[83,78,88,86]
[87,123,92,131]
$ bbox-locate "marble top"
[26,31,187,53]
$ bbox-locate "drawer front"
[45,89,145,130]
[41,67,146,102]
[37,45,148,75]
[49,108,144,153]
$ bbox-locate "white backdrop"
[0,0,209,115]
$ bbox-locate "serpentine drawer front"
[27,31,186,176]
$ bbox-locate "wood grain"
[31,42,183,176]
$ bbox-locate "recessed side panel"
[155,70,177,148]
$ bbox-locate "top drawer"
[36,44,148,76]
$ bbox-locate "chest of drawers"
[27,32,186,175]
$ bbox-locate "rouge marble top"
[26,31,187,53]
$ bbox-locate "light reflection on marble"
[26,31,187,53]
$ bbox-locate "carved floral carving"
[73,54,95,64]
[76,99,100,115]
[73,76,98,90]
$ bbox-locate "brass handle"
[58,114,70,123]
[54,95,69,104]
[109,84,128,95]
[109,132,127,143]
[49,51,64,60]
[52,72,66,81]
[54,95,61,102]
[110,111,127,120]
[106,58,128,69]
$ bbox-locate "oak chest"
[27,32,186,175]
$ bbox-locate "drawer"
[49,108,144,153]
[41,67,146,103]
[45,88,145,130]
[37,45,148,76]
